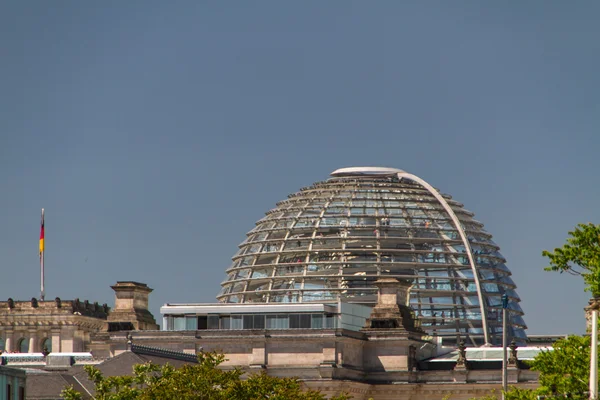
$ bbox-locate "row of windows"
[0,337,52,353]
[165,313,337,331]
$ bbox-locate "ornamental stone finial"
[508,339,518,366]
[454,338,468,370]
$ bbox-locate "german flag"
[39,215,45,254]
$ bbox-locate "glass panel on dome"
[271,293,300,303]
[235,269,251,279]
[255,254,277,265]
[320,217,345,226]
[482,283,500,293]
[294,218,316,228]
[479,269,496,280]
[272,279,298,290]
[463,296,480,306]
[246,280,268,292]
[218,285,232,295]
[279,254,306,264]
[230,283,245,293]
[348,228,377,237]
[239,256,254,267]
[303,291,335,301]
[312,238,342,250]
[325,207,347,215]
[283,239,308,251]
[504,288,520,300]
[388,217,408,226]
[304,278,337,289]
[306,263,337,274]
[276,265,304,276]
[227,295,240,303]
[251,268,272,279]
[511,315,526,326]
[385,229,409,238]
[275,220,294,229]
[346,239,376,249]
[508,301,523,313]
[300,210,321,217]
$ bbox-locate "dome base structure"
[218,167,527,346]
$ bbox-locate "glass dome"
[218,167,527,346]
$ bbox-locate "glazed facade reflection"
[217,167,526,345]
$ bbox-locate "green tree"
[542,223,600,297]
[467,335,595,400]
[528,335,591,399]
[61,351,350,400]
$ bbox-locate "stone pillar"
[5,331,13,353]
[51,329,61,353]
[360,278,429,375]
[106,282,159,331]
[362,278,421,332]
[60,326,77,352]
[28,333,37,353]
[249,341,266,369]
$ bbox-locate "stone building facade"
[87,279,541,400]
[0,297,108,353]
[0,281,157,354]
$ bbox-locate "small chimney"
[105,282,159,331]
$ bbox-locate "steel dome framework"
[218,167,526,345]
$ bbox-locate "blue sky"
[1,1,598,335]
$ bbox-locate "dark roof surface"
[26,372,91,400]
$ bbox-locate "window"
[266,315,289,329]
[231,316,243,330]
[185,316,197,330]
[207,315,220,329]
[243,315,253,329]
[289,314,300,328]
[289,314,311,329]
[325,314,336,328]
[197,316,208,330]
[0,338,4,352]
[300,314,311,328]
[221,316,231,329]
[41,338,52,353]
[173,317,185,331]
[166,317,175,330]
[311,314,323,329]
[253,315,265,329]
[18,338,29,353]
[19,387,25,400]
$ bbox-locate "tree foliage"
[467,387,537,400]
[61,351,350,400]
[529,335,591,398]
[467,335,594,400]
[542,223,600,297]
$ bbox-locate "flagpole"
[40,208,45,301]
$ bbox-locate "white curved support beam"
[397,172,490,345]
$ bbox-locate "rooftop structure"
[218,167,527,346]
